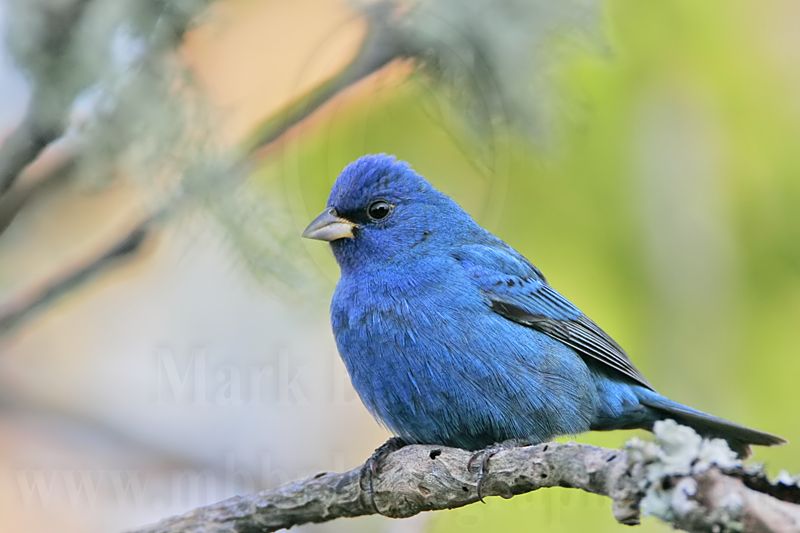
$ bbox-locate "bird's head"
[303,154,475,272]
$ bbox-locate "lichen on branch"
[130,422,799,533]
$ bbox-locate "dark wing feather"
[489,294,653,390]
[454,242,654,391]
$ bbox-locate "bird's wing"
[453,241,654,390]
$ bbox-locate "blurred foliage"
[2,0,218,199]
[394,0,603,143]
[247,0,799,531]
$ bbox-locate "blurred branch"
[0,0,609,335]
[0,142,78,233]
[0,0,210,334]
[0,211,159,334]
[0,0,212,233]
[1,0,595,335]
[0,385,214,474]
[0,2,409,337]
[0,97,64,195]
[0,0,92,195]
[245,1,407,155]
[129,423,800,533]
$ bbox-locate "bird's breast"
[331,262,477,351]
[328,261,597,448]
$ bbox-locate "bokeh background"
[0,0,798,532]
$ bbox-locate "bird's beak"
[302,208,356,242]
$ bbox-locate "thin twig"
[0,211,159,334]
[0,102,64,195]
[244,1,407,156]
[0,141,78,233]
[0,0,93,195]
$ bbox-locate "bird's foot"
[467,439,531,503]
[359,437,408,514]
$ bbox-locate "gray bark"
[129,423,800,533]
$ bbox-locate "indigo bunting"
[303,154,783,475]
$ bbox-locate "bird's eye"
[367,200,393,221]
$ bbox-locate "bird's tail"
[637,390,786,457]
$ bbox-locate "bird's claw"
[467,447,497,503]
[359,437,407,514]
[468,439,531,503]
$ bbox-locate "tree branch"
[0,211,157,334]
[129,422,799,533]
[0,140,78,233]
[129,442,636,533]
[0,101,64,196]
[0,0,93,196]
[244,1,407,156]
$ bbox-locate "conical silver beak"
[302,208,356,242]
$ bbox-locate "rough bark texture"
[129,422,799,533]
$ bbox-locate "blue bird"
[303,154,783,490]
